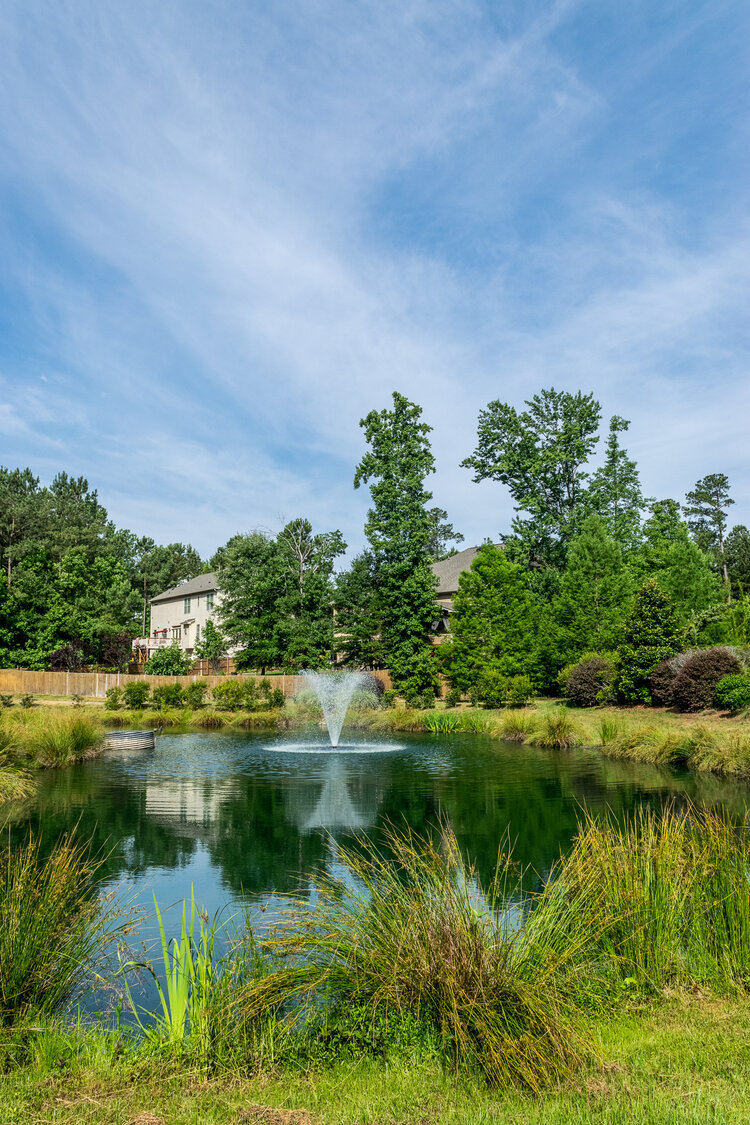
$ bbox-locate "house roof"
[151,572,218,604]
[430,544,501,595]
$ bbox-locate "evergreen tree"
[589,416,648,550]
[684,473,734,596]
[446,544,537,693]
[462,387,601,568]
[634,500,721,624]
[552,515,632,661]
[354,392,439,695]
[616,579,682,703]
[725,525,750,598]
[334,552,386,668]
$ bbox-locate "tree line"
[1,387,748,693]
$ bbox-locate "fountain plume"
[302,669,369,747]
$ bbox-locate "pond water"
[14,728,750,937]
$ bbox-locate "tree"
[144,641,192,675]
[634,500,722,624]
[217,532,282,673]
[354,392,439,695]
[274,518,345,668]
[725,525,750,598]
[462,388,602,568]
[589,416,648,551]
[684,474,734,596]
[194,619,228,673]
[426,507,464,560]
[334,552,386,668]
[616,579,682,703]
[445,544,538,693]
[551,515,632,661]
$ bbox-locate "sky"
[0,0,748,561]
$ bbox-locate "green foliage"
[561,655,617,708]
[550,515,631,662]
[211,680,245,711]
[462,387,602,567]
[726,525,750,599]
[144,642,192,676]
[684,473,734,591]
[526,708,582,750]
[714,673,750,713]
[634,501,722,624]
[354,392,439,693]
[104,687,123,710]
[589,416,649,550]
[447,545,538,693]
[193,620,228,673]
[334,552,387,668]
[122,680,150,709]
[20,713,104,767]
[0,695,12,708]
[152,683,185,709]
[670,648,742,713]
[19,694,34,709]
[382,689,398,709]
[426,506,464,561]
[0,831,118,1025]
[444,686,462,709]
[182,680,208,708]
[476,671,534,709]
[616,579,682,703]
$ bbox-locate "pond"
[15,727,750,932]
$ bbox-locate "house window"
[183,597,191,613]
[206,592,215,610]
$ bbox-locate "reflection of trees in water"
[9,735,750,907]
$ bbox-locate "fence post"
[95,673,99,698]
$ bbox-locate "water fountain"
[302,669,369,747]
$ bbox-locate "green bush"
[714,673,750,713]
[211,680,245,711]
[382,689,397,709]
[0,695,12,708]
[104,687,123,710]
[144,642,192,676]
[616,580,682,703]
[151,684,185,709]
[122,681,150,710]
[444,686,462,709]
[506,675,534,707]
[670,648,741,712]
[20,695,34,709]
[182,680,208,708]
[564,656,616,707]
[477,670,508,709]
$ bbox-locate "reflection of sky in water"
[11,727,750,1024]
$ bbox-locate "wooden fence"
[0,668,392,699]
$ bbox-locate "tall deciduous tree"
[589,416,648,550]
[334,552,386,668]
[462,388,601,568]
[446,544,538,693]
[684,474,734,596]
[217,532,282,673]
[426,507,464,561]
[635,500,721,624]
[194,619,228,673]
[354,392,439,695]
[552,515,632,660]
[274,518,345,668]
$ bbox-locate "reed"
[0,831,118,1025]
[238,824,602,1091]
[499,711,538,742]
[15,712,105,767]
[526,708,582,750]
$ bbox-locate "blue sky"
[1,0,748,559]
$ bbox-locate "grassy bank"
[3,806,750,1122]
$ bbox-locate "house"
[133,572,223,661]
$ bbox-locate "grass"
[0,831,120,1026]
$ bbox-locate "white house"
[134,572,224,660]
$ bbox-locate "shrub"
[349,690,380,711]
[122,681,150,710]
[714,673,750,714]
[444,686,462,709]
[151,684,185,709]
[648,657,680,707]
[477,670,508,709]
[416,692,435,710]
[0,695,12,708]
[564,657,616,708]
[183,680,208,708]
[670,647,741,712]
[382,689,398,710]
[269,688,285,709]
[104,687,123,710]
[20,695,34,709]
[211,680,245,711]
[144,643,192,676]
[70,693,84,708]
[506,675,534,707]
[616,579,682,703]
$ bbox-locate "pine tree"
[552,515,632,661]
[447,544,537,693]
[589,416,648,550]
[725,525,750,598]
[616,579,682,703]
[354,392,439,695]
[684,473,734,597]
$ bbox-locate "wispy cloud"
[0,0,747,553]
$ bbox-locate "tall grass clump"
[526,708,582,751]
[424,711,461,734]
[18,712,105,767]
[240,825,601,1091]
[500,711,538,742]
[0,831,118,1025]
[561,804,750,993]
